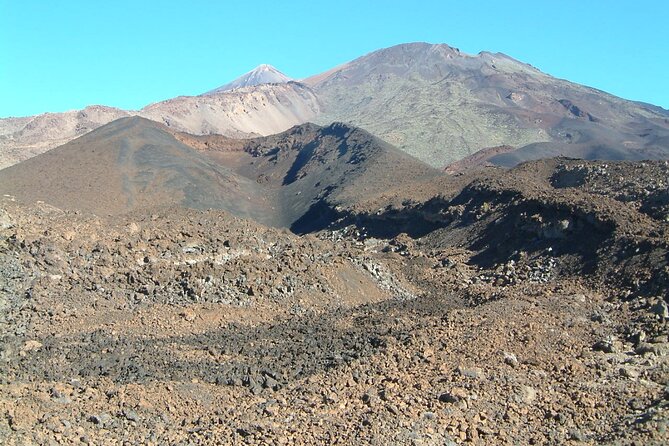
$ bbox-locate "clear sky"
[1,0,667,117]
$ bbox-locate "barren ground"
[1,158,668,445]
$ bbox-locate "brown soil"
[1,154,667,444]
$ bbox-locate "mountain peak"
[204,64,292,95]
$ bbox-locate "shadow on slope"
[0,118,440,232]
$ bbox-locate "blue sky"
[1,0,667,117]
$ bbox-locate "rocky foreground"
[1,158,668,445]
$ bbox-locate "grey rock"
[386,404,399,415]
[569,429,588,441]
[503,352,519,367]
[49,387,71,404]
[619,367,640,379]
[263,375,280,391]
[438,393,458,403]
[88,413,112,426]
[362,389,379,407]
[123,409,140,422]
[636,342,669,356]
[593,339,616,353]
[457,365,484,379]
[519,386,537,404]
[650,301,669,319]
[0,209,13,230]
[439,388,467,403]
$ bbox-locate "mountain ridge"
[0,83,320,169]
[0,116,438,230]
[306,42,669,166]
[1,42,668,170]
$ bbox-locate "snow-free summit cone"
[0,116,258,215]
[204,64,293,95]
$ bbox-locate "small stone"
[88,413,112,426]
[650,301,669,319]
[236,428,251,438]
[180,309,196,322]
[503,352,519,367]
[520,386,537,404]
[651,334,669,344]
[593,339,615,353]
[248,376,263,395]
[632,331,646,345]
[386,404,400,415]
[569,429,587,441]
[263,376,280,391]
[630,398,649,414]
[0,209,13,230]
[50,387,64,399]
[636,342,669,356]
[362,389,379,407]
[49,387,72,404]
[572,294,586,303]
[439,388,467,404]
[22,340,43,352]
[123,409,140,422]
[619,367,640,379]
[457,366,484,379]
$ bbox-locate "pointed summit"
[204,64,292,95]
